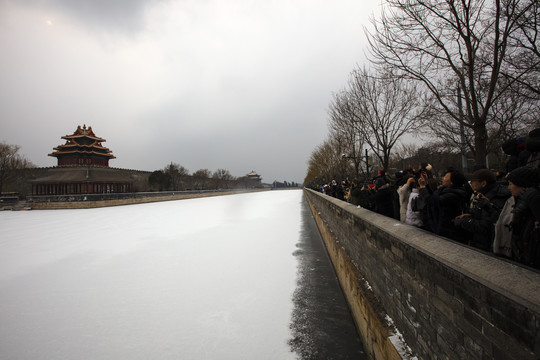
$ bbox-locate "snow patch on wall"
[385,314,418,360]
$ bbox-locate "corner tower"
[48,125,116,167]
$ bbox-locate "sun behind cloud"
[46,19,53,26]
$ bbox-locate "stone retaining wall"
[27,189,266,209]
[304,189,540,360]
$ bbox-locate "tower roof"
[246,170,262,181]
[60,124,105,141]
[49,125,116,166]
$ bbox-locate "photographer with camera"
[414,169,471,242]
[452,169,511,251]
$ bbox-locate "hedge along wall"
[304,189,540,360]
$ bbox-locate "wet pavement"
[289,197,368,359]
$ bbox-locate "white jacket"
[406,189,424,227]
[493,196,514,258]
[397,183,412,223]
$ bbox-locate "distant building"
[246,170,262,183]
[30,125,148,195]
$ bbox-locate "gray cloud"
[0,0,380,183]
[17,0,166,33]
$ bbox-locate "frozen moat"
[0,190,365,359]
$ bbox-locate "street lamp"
[342,149,371,181]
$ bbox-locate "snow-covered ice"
[0,190,304,359]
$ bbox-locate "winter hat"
[525,136,540,152]
[467,169,496,184]
[502,137,527,156]
[374,177,386,190]
[506,166,540,188]
[449,170,468,188]
[529,128,540,138]
[525,127,540,152]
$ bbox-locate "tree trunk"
[474,123,488,168]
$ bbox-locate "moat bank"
[304,188,540,360]
[24,189,269,209]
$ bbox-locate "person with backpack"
[506,166,540,269]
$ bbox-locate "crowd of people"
[311,128,540,270]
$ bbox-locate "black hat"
[506,166,540,188]
[374,177,386,190]
[529,128,540,138]
[467,169,496,184]
[449,170,468,188]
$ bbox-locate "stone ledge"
[342,202,540,315]
[304,188,540,359]
[29,189,267,210]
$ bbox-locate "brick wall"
[304,189,540,360]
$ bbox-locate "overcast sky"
[0,0,382,183]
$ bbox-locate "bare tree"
[366,0,538,166]
[192,169,212,190]
[0,142,34,194]
[503,0,540,100]
[212,169,235,189]
[389,142,419,171]
[488,83,540,142]
[347,67,425,171]
[163,162,189,190]
[304,135,353,185]
[328,91,366,179]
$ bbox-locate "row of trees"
[148,163,303,191]
[305,0,539,185]
[0,142,34,195]
[148,163,262,191]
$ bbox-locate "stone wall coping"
[308,189,540,314]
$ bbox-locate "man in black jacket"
[361,176,395,218]
[506,166,540,268]
[416,170,471,242]
[453,169,511,251]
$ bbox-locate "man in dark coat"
[349,181,367,207]
[453,169,511,251]
[361,177,395,218]
[506,166,540,269]
[417,170,471,242]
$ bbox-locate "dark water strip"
[289,196,368,359]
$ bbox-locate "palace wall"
[304,189,540,360]
[4,166,152,196]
